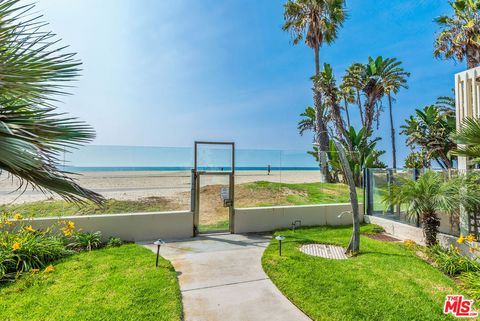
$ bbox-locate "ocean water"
[61,145,318,171]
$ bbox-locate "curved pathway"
[144,233,310,321]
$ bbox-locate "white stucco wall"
[233,203,363,234]
[18,211,193,242]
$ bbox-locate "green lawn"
[241,181,362,206]
[0,244,182,321]
[262,225,459,321]
[0,197,174,218]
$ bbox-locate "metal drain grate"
[299,244,348,260]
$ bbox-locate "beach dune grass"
[0,244,182,321]
[262,224,459,321]
[0,182,357,218]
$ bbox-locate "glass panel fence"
[0,145,194,218]
[0,144,368,220]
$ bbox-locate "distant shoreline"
[60,166,320,172]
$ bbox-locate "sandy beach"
[0,170,322,204]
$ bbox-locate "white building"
[455,67,480,171]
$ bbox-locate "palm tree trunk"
[422,210,440,246]
[313,45,330,183]
[344,97,351,129]
[314,87,330,183]
[388,93,397,169]
[334,139,360,255]
[356,90,364,126]
[466,44,480,69]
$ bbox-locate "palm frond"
[0,0,103,204]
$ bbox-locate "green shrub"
[460,271,480,300]
[0,222,72,282]
[107,237,123,248]
[69,231,103,251]
[426,245,480,276]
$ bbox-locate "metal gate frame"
[191,141,235,236]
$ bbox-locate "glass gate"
[191,141,234,235]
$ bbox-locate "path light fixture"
[275,235,285,256]
[154,239,165,267]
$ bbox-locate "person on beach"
[267,165,271,175]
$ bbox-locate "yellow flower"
[13,213,23,220]
[61,220,75,237]
[457,235,466,244]
[466,234,477,243]
[404,239,416,247]
[31,268,40,273]
[11,242,20,252]
[44,265,54,273]
[4,220,12,226]
[23,225,35,233]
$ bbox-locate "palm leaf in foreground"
[452,117,480,163]
[0,0,103,203]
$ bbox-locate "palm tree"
[434,0,480,69]
[401,105,456,169]
[0,1,103,203]
[342,63,365,126]
[283,0,346,182]
[313,63,347,141]
[452,117,480,162]
[329,126,386,186]
[297,106,316,136]
[339,82,355,129]
[343,57,396,138]
[382,58,410,169]
[383,171,475,246]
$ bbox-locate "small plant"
[69,231,103,251]
[460,271,480,301]
[426,244,480,276]
[370,226,385,234]
[107,237,123,248]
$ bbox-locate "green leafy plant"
[426,244,480,276]
[0,217,72,282]
[0,0,103,203]
[69,231,103,251]
[452,117,480,162]
[401,105,456,169]
[434,0,480,68]
[382,171,480,246]
[107,237,123,248]
[460,271,480,300]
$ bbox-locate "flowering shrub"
[0,213,107,282]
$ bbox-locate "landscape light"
[153,239,165,267]
[275,235,285,256]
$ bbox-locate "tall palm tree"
[434,0,480,69]
[283,0,346,182]
[0,1,103,203]
[382,58,410,169]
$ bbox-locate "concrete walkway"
[144,233,311,321]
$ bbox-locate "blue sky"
[37,0,465,167]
